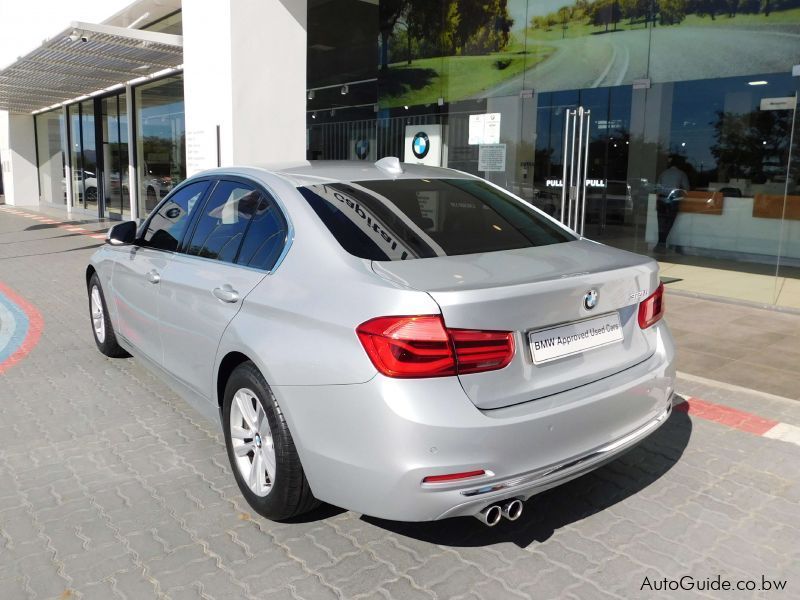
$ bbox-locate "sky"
[0,0,132,69]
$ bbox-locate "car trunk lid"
[372,239,661,409]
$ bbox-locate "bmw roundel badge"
[355,139,370,160]
[412,131,430,159]
[584,289,598,310]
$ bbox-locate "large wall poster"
[378,0,800,107]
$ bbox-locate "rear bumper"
[273,321,676,522]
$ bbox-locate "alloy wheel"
[229,388,276,497]
[90,286,106,343]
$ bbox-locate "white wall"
[0,113,38,206]
[182,0,307,172]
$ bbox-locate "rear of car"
[260,167,675,522]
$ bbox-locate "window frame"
[138,174,292,274]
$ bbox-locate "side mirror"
[107,221,137,246]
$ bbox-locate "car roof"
[213,160,477,187]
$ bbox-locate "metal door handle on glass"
[213,286,239,303]
[560,106,591,235]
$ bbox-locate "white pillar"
[0,111,39,207]
[182,0,307,174]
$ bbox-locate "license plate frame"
[528,312,624,365]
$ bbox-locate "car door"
[111,180,210,364]
[158,178,289,400]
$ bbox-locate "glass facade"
[33,10,185,221]
[306,0,800,308]
[135,74,186,216]
[68,100,99,212]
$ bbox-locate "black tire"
[85,186,97,203]
[223,362,318,520]
[88,273,129,358]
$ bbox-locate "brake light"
[638,282,665,329]
[356,315,514,378]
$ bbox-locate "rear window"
[298,179,575,261]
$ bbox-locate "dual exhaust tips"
[474,498,523,526]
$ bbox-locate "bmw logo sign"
[412,132,430,159]
[584,289,599,310]
[355,139,370,160]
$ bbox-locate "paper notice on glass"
[468,113,501,145]
[483,113,501,144]
[468,114,485,145]
[478,144,506,172]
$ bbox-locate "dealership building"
[1,0,799,307]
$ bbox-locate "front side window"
[298,178,576,261]
[141,180,209,252]
[184,181,260,263]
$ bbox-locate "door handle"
[146,270,160,284]
[213,285,239,303]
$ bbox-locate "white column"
[0,111,39,207]
[182,0,308,174]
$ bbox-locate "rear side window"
[298,179,575,261]
[184,181,259,263]
[236,195,288,271]
[142,181,209,252]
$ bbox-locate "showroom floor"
[0,205,797,600]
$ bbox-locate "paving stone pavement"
[0,207,798,600]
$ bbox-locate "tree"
[589,0,622,31]
[659,0,687,23]
[379,0,407,71]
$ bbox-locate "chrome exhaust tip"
[501,499,523,521]
[474,503,503,527]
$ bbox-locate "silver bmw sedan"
[87,158,675,526]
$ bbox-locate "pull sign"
[760,97,796,111]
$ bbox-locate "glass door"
[68,101,98,212]
[774,90,800,309]
[101,94,131,218]
[533,86,640,253]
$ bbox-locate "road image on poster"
[377,0,800,107]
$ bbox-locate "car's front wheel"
[88,273,129,358]
[222,362,318,520]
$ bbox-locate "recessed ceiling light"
[748,80,768,86]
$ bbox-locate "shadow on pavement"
[25,221,87,231]
[362,409,692,548]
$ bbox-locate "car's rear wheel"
[222,362,318,520]
[88,273,128,358]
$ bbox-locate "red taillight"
[449,328,515,374]
[638,282,665,329]
[356,315,515,378]
[422,470,486,484]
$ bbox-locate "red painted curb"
[673,397,779,436]
[0,282,44,374]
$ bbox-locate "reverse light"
[638,282,665,329]
[422,470,487,484]
[356,315,514,378]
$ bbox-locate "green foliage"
[384,0,515,63]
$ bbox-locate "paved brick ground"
[0,207,798,599]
